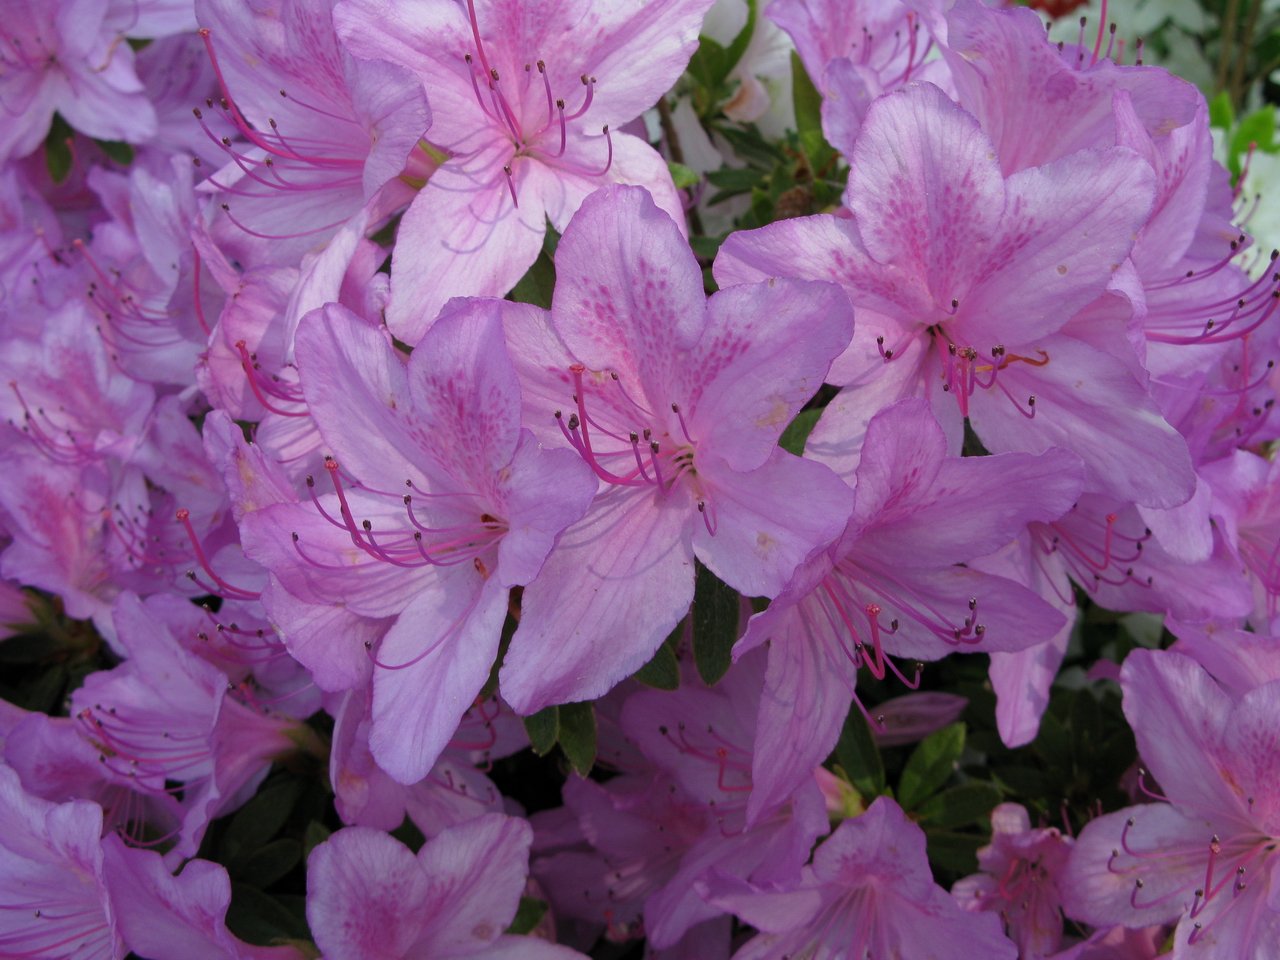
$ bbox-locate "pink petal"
[955,146,1155,348]
[416,814,532,955]
[307,826,431,958]
[384,158,546,344]
[694,450,852,599]
[1060,804,1208,927]
[689,279,853,472]
[943,0,1199,174]
[370,572,507,784]
[847,82,1005,309]
[969,334,1195,508]
[103,837,300,960]
[295,303,425,488]
[1120,650,1238,816]
[1220,679,1280,833]
[407,298,523,482]
[747,604,857,823]
[495,435,597,588]
[551,184,704,391]
[525,130,688,236]
[501,486,695,713]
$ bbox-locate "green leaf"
[558,701,597,776]
[634,623,681,689]
[508,248,556,309]
[687,35,730,102]
[692,561,739,686]
[229,838,302,888]
[226,884,309,944]
[721,0,758,80]
[924,830,984,876]
[790,52,833,166]
[898,723,964,810]
[44,115,74,184]
[706,166,765,193]
[778,408,822,455]
[835,704,886,799]
[303,820,331,858]
[690,234,728,261]
[505,897,549,936]
[221,777,302,860]
[0,633,59,664]
[1231,106,1277,176]
[1035,708,1070,768]
[391,817,426,854]
[523,706,559,756]
[1068,689,1103,761]
[916,782,1002,830]
[1208,91,1235,131]
[668,161,700,190]
[711,121,787,166]
[95,140,135,166]
[992,765,1048,798]
[10,665,66,713]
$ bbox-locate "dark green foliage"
[523,705,560,756]
[558,701,597,776]
[835,705,887,800]
[633,624,682,690]
[692,561,739,685]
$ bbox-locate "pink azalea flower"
[0,162,64,307]
[201,408,391,694]
[199,266,306,419]
[307,814,585,958]
[70,593,303,855]
[242,298,595,783]
[105,0,199,39]
[498,184,855,714]
[768,0,928,95]
[714,81,1195,509]
[194,0,431,269]
[767,0,944,152]
[0,0,158,162]
[1050,925,1165,960]
[0,300,155,468]
[5,709,186,845]
[734,398,1081,818]
[703,796,1017,959]
[0,303,236,626]
[1062,649,1280,956]
[133,33,222,162]
[333,0,713,342]
[939,0,1200,176]
[1152,330,1280,468]
[621,651,829,948]
[979,491,1252,747]
[534,653,829,950]
[68,156,209,387]
[0,763,121,959]
[954,802,1074,959]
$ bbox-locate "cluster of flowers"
[1,0,1278,956]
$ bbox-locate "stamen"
[175,509,260,601]
[672,402,696,443]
